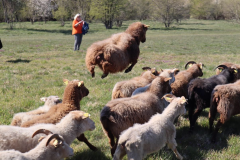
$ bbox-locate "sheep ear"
[172,68,180,76]
[234,69,238,74]
[40,97,47,102]
[142,67,152,70]
[144,25,150,28]
[53,139,59,147]
[199,63,204,70]
[82,113,90,119]
[38,136,45,142]
[162,94,176,102]
[164,77,172,82]
[63,79,69,85]
[78,81,84,87]
[180,96,187,104]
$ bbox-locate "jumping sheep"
[171,61,204,99]
[111,68,160,99]
[0,111,95,153]
[21,79,97,151]
[209,80,240,142]
[11,95,62,126]
[188,65,238,131]
[85,22,149,78]
[100,76,172,156]
[0,132,73,160]
[113,94,187,160]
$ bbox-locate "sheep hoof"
[90,146,98,151]
[125,68,131,73]
[91,72,95,78]
[101,73,108,79]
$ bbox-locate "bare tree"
[222,0,240,22]
[151,0,190,27]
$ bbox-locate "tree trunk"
[1,0,8,22]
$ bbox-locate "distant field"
[0,19,240,160]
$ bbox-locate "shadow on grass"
[70,148,111,160]
[6,59,31,63]
[149,27,214,31]
[179,23,215,26]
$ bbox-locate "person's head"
[74,14,82,21]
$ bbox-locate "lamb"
[100,76,172,156]
[131,68,179,96]
[21,79,97,151]
[85,22,149,78]
[11,95,62,126]
[111,67,161,99]
[171,61,204,99]
[0,111,95,153]
[209,80,240,142]
[113,94,187,160]
[188,65,238,131]
[0,131,73,160]
[216,62,240,80]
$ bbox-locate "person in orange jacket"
[72,14,85,51]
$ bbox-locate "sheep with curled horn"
[171,61,204,99]
[188,64,239,132]
[85,22,150,78]
[111,67,161,99]
[0,130,73,160]
[216,62,240,80]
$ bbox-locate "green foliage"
[1,20,240,159]
[52,6,69,26]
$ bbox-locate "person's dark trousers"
[74,33,82,51]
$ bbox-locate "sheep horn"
[46,134,62,147]
[145,25,150,28]
[185,61,197,69]
[214,65,228,71]
[32,129,53,138]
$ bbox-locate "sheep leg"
[77,134,97,151]
[190,108,203,131]
[209,107,217,133]
[101,61,112,79]
[125,62,136,73]
[168,141,183,160]
[211,118,225,143]
[111,137,119,157]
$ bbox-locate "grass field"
[0,19,240,160]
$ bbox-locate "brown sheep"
[171,61,204,98]
[21,79,97,151]
[85,22,149,79]
[209,80,240,142]
[216,62,240,80]
[111,68,160,99]
[100,76,172,156]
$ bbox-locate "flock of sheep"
[1,21,240,160]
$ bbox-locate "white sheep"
[113,94,187,160]
[11,95,62,126]
[0,132,73,160]
[0,110,95,153]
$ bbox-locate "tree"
[128,0,152,21]
[52,6,69,26]
[222,0,240,22]
[89,0,127,29]
[151,0,190,27]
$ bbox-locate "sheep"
[209,80,240,142]
[131,68,179,96]
[171,61,204,99]
[0,131,73,160]
[100,76,172,156]
[0,110,95,153]
[113,94,187,160]
[11,95,62,126]
[85,22,149,79]
[188,65,238,131]
[216,62,240,80]
[20,79,97,151]
[111,67,161,99]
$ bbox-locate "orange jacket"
[72,19,83,35]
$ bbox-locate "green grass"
[1,19,240,160]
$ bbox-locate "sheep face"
[47,136,74,159]
[71,111,96,133]
[125,22,149,43]
[40,96,62,107]
[63,79,89,102]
